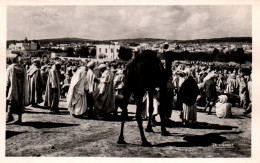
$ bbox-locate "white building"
[9,42,37,51]
[96,44,120,60]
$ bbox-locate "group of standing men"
[6,54,63,123]
[6,54,123,123]
[67,60,116,119]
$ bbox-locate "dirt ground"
[6,98,251,157]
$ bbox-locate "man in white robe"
[93,64,115,117]
[67,64,88,117]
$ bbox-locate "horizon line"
[7,36,252,42]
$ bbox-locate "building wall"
[96,44,120,60]
[9,42,37,51]
[30,43,37,50]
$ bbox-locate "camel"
[117,50,172,146]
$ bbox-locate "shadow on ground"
[154,131,242,147]
[20,121,79,129]
[71,111,136,122]
[25,110,70,115]
[230,115,245,119]
[6,130,25,139]
[80,115,136,122]
[154,121,238,130]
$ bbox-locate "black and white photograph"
[2,0,260,161]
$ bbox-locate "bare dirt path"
[6,98,251,157]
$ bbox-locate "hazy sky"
[7,5,252,40]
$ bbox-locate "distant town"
[7,37,252,62]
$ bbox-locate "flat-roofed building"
[96,44,120,60]
[9,42,37,51]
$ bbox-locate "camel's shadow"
[154,121,238,130]
[121,131,242,148]
[86,113,136,122]
[154,132,240,147]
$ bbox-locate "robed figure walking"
[44,62,61,114]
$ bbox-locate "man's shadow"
[18,121,79,129]
[24,107,70,115]
[6,130,25,139]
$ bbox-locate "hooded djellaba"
[67,61,88,118]
[27,59,43,107]
[176,68,200,126]
[44,61,61,114]
[6,54,29,124]
[93,64,115,118]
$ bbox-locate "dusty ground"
[6,98,251,157]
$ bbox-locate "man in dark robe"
[203,73,218,114]
[6,54,29,124]
[176,68,199,125]
[40,65,48,93]
[27,59,43,107]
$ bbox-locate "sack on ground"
[216,102,232,118]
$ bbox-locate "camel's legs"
[159,84,171,136]
[117,88,131,144]
[146,90,154,132]
[135,91,152,146]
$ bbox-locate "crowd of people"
[172,62,252,123]
[6,54,127,123]
[6,53,252,126]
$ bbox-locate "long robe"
[204,78,217,102]
[239,78,248,108]
[225,77,238,94]
[67,66,88,115]
[216,78,225,94]
[93,69,115,115]
[141,91,159,119]
[6,63,29,114]
[86,68,97,108]
[86,69,97,94]
[248,80,252,102]
[41,70,48,91]
[177,76,199,123]
[182,103,197,122]
[114,73,124,95]
[44,65,60,109]
[27,65,43,104]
